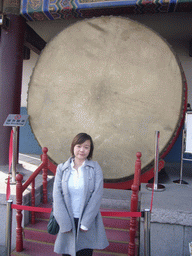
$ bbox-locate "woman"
[53,133,109,256]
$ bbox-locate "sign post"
[3,114,29,183]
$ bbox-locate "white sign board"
[185,112,192,153]
[3,114,29,127]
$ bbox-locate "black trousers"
[62,249,93,256]
[62,218,93,256]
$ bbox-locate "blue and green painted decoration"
[20,0,192,21]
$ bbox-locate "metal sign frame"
[3,114,29,183]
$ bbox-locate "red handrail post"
[31,179,35,224]
[42,147,48,204]
[16,173,24,252]
[128,152,142,256]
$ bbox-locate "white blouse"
[68,160,88,230]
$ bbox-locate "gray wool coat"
[53,157,109,255]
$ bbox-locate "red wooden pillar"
[31,179,36,224]
[128,152,142,256]
[42,147,48,204]
[16,173,24,252]
[0,15,26,165]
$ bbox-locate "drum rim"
[27,16,187,183]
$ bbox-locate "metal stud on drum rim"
[27,16,186,183]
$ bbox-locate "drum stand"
[146,131,165,192]
[173,129,188,185]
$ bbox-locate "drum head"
[27,16,185,182]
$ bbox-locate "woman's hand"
[64,229,72,233]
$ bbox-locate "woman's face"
[73,140,91,161]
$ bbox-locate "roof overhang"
[20,0,192,21]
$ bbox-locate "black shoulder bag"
[47,209,59,235]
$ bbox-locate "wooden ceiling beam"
[24,24,46,55]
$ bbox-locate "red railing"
[128,152,142,256]
[15,148,141,255]
[15,147,52,252]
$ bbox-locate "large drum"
[27,16,186,185]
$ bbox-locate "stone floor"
[140,162,192,256]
